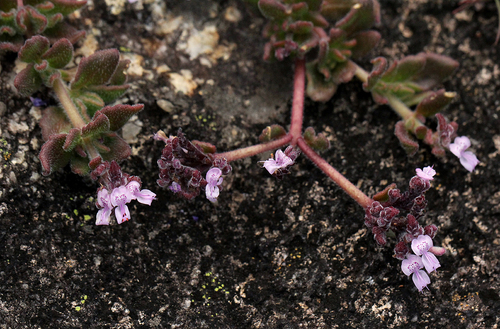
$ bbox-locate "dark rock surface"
[1,0,499,328]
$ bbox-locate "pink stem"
[289,59,306,145]
[215,134,292,162]
[17,0,23,7]
[297,138,373,209]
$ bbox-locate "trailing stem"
[297,138,373,209]
[289,58,305,145]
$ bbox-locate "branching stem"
[289,59,305,145]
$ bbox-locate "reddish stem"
[215,134,292,162]
[289,58,306,145]
[17,0,23,7]
[297,138,373,209]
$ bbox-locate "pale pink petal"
[411,235,433,256]
[460,151,480,172]
[412,269,431,291]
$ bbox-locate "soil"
[1,0,499,328]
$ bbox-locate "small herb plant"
[3,0,482,292]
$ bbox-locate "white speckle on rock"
[177,24,219,60]
[224,6,242,23]
[122,53,145,77]
[168,70,198,96]
[157,99,174,113]
[105,0,127,15]
[8,118,29,134]
[476,68,492,85]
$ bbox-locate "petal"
[115,204,131,224]
[416,168,434,181]
[275,149,293,167]
[263,159,280,174]
[136,189,156,205]
[96,208,112,225]
[411,235,433,256]
[206,168,222,185]
[460,151,480,172]
[97,189,111,208]
[126,181,141,195]
[206,185,220,202]
[412,269,431,291]
[422,251,441,273]
[401,254,424,276]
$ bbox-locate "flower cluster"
[155,129,231,202]
[401,235,445,291]
[92,161,156,225]
[365,166,445,291]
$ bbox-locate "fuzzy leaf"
[39,133,72,175]
[96,104,144,131]
[192,140,217,154]
[351,30,381,58]
[18,35,50,63]
[39,106,72,139]
[411,53,459,90]
[47,0,88,16]
[394,120,418,156]
[306,63,338,102]
[335,0,380,35]
[87,84,129,104]
[43,23,85,44]
[415,89,455,117]
[372,183,397,202]
[108,59,129,85]
[99,132,131,162]
[14,64,42,96]
[63,127,82,151]
[71,90,105,115]
[69,155,91,176]
[258,0,288,20]
[303,126,330,151]
[71,49,120,90]
[16,6,47,35]
[259,124,287,142]
[81,112,110,138]
[41,37,73,68]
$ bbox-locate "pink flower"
[96,189,113,225]
[263,149,294,175]
[401,254,431,292]
[411,235,441,273]
[206,168,223,203]
[110,186,134,224]
[449,136,480,172]
[126,181,156,205]
[416,166,436,181]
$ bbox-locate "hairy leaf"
[71,49,120,90]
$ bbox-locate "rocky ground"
[1,0,499,328]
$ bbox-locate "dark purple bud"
[394,241,409,260]
[424,224,438,238]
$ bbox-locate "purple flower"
[30,97,47,107]
[96,189,113,225]
[206,167,223,203]
[169,182,182,193]
[449,136,479,172]
[110,186,134,224]
[416,166,436,181]
[401,254,431,292]
[126,181,156,205]
[263,149,294,175]
[411,235,441,273]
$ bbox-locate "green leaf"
[16,6,48,35]
[14,64,42,96]
[192,140,217,154]
[39,133,72,175]
[71,49,120,90]
[108,59,129,85]
[96,104,144,131]
[18,35,50,63]
[351,30,380,59]
[81,112,110,138]
[394,120,418,156]
[415,89,456,117]
[303,126,330,151]
[39,106,72,139]
[258,0,288,20]
[99,132,131,162]
[87,84,129,104]
[42,37,73,68]
[259,124,287,142]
